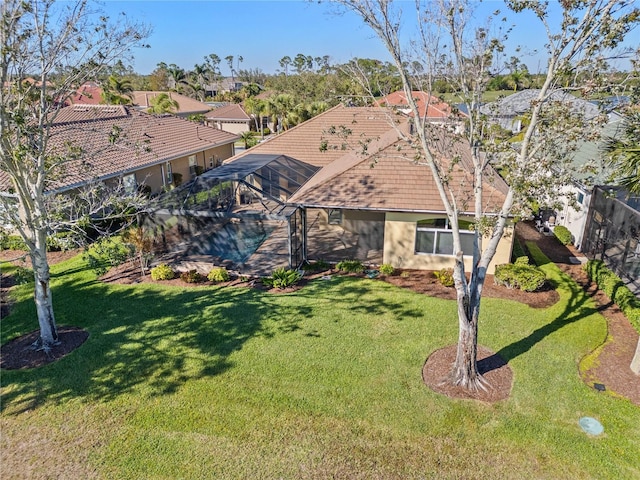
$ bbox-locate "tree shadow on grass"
[0,270,313,415]
[495,262,600,366]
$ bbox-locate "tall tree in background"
[334,0,639,390]
[0,0,150,350]
[147,92,179,114]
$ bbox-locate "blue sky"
[101,0,639,75]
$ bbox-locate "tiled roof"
[0,105,239,192]
[289,131,508,214]
[480,89,600,119]
[131,91,212,115]
[226,104,507,214]
[230,104,404,168]
[206,103,251,121]
[70,82,103,105]
[379,91,462,119]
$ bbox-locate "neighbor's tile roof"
[480,89,601,119]
[206,103,251,121]
[226,103,507,214]
[0,105,239,192]
[69,82,103,105]
[378,91,462,119]
[132,91,212,115]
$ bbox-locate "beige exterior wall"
[382,212,513,274]
[210,121,251,136]
[128,143,234,193]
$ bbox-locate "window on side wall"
[415,218,475,256]
[328,209,342,225]
[123,173,137,194]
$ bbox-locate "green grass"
[1,253,639,479]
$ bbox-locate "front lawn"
[1,254,639,479]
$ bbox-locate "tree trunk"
[30,242,58,350]
[631,336,640,375]
[450,299,485,390]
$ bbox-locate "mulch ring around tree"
[0,326,89,370]
[423,345,513,403]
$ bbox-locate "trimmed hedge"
[584,259,640,334]
[553,225,573,245]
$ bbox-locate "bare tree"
[333,0,639,390]
[0,0,150,351]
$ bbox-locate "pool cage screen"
[143,154,318,272]
[582,186,640,287]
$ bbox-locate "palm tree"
[147,93,179,115]
[244,96,266,137]
[603,112,640,194]
[102,75,134,105]
[238,131,256,149]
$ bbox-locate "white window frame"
[166,162,173,183]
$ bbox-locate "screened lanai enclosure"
[582,186,640,293]
[144,154,320,276]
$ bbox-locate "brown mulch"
[1,225,638,407]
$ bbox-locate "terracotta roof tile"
[0,105,238,192]
[206,103,251,121]
[131,91,212,115]
[225,103,507,214]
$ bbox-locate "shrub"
[208,267,230,283]
[511,238,527,262]
[82,238,131,276]
[400,270,410,278]
[433,268,454,287]
[262,268,302,289]
[494,263,546,292]
[302,259,330,272]
[14,266,34,284]
[180,269,203,283]
[46,231,79,251]
[150,264,175,281]
[336,259,364,274]
[379,263,395,275]
[584,259,640,334]
[0,234,27,250]
[553,225,573,245]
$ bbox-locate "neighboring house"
[378,90,466,125]
[480,89,601,133]
[69,81,104,105]
[205,78,246,98]
[152,102,513,275]
[0,104,239,197]
[481,89,620,250]
[131,91,212,118]
[581,185,640,293]
[205,103,252,135]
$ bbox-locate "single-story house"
[205,103,252,135]
[0,104,239,196]
[150,101,513,275]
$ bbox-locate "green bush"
[14,266,34,284]
[433,268,454,287]
[379,263,395,275]
[584,260,640,334]
[180,269,203,283]
[150,264,175,281]
[208,267,230,283]
[553,225,572,245]
[301,259,330,272]
[262,268,302,289]
[514,256,530,265]
[0,234,27,250]
[494,263,546,292]
[336,259,364,274]
[82,238,131,276]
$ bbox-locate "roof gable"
[206,103,251,121]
